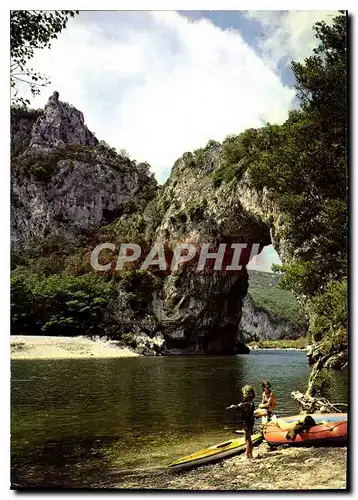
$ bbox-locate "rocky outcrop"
[235,172,291,264]
[240,294,306,342]
[11,92,157,248]
[29,91,98,151]
[11,158,150,248]
[11,107,43,156]
[153,271,250,354]
[142,145,272,354]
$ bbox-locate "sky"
[14,10,339,272]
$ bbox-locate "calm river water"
[11,350,348,488]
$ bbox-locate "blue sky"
[15,10,338,272]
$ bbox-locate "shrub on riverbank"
[10,267,162,344]
[308,278,347,346]
[310,368,333,398]
[11,269,114,336]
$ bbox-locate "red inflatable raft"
[263,414,347,447]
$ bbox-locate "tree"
[249,12,347,298]
[10,10,78,106]
[259,12,347,364]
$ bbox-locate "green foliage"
[248,270,307,329]
[187,198,208,222]
[222,129,260,166]
[193,140,220,170]
[11,10,78,105]
[272,262,320,298]
[121,268,161,295]
[9,12,347,365]
[120,332,137,348]
[11,254,163,339]
[212,161,237,188]
[212,13,346,308]
[206,139,220,149]
[11,106,43,121]
[11,233,90,276]
[143,192,171,240]
[12,145,78,181]
[308,278,347,347]
[29,153,65,181]
[310,368,333,398]
[247,13,347,299]
[104,215,146,245]
[193,148,205,167]
[182,152,196,168]
[11,269,114,336]
[211,128,261,187]
[248,337,308,349]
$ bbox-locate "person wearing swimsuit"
[258,380,276,421]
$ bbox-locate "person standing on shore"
[226,385,256,459]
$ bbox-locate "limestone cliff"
[10,96,307,356]
[147,144,272,354]
[11,93,157,249]
[240,294,306,342]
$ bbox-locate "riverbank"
[10,335,140,359]
[250,346,306,351]
[112,443,347,491]
[248,338,308,351]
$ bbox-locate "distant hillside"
[247,270,307,329]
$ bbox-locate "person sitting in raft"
[270,415,317,440]
[254,381,277,421]
[226,385,256,459]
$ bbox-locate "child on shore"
[227,385,256,459]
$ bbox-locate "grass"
[248,337,308,349]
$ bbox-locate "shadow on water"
[11,435,120,488]
[11,351,348,488]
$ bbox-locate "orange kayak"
[263,419,347,446]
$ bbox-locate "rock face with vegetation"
[10,107,272,355]
[29,91,98,151]
[146,144,271,354]
[241,294,303,342]
[11,92,157,249]
[11,14,347,373]
[240,271,307,341]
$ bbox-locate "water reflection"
[11,351,348,487]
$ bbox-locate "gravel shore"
[112,443,347,491]
[10,335,140,359]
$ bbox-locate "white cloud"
[245,10,339,70]
[248,244,282,272]
[15,11,297,183]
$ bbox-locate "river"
[11,350,348,488]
